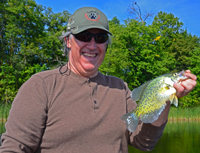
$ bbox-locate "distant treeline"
[0,0,200,107]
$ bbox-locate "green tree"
[152,12,200,107]
[0,0,46,103]
[1,0,45,65]
[40,7,70,68]
[100,15,176,88]
[0,0,70,104]
[178,46,200,107]
[100,12,200,107]
[100,17,133,80]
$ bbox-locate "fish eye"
[173,73,178,76]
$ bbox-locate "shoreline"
[168,117,200,122]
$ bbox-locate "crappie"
[121,70,188,132]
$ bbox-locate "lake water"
[128,121,200,153]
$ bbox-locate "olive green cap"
[59,7,112,39]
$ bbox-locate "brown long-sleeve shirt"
[0,67,166,152]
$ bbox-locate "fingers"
[181,78,197,92]
[183,70,197,92]
[184,70,197,81]
[173,82,185,98]
[174,70,197,98]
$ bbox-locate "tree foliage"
[0,0,70,103]
[99,12,200,107]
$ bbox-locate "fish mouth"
[179,70,185,77]
[177,77,188,83]
[177,70,189,83]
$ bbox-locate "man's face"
[66,28,108,78]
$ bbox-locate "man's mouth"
[82,53,97,58]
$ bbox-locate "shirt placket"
[88,79,99,113]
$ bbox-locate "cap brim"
[72,25,112,35]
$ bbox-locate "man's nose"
[87,37,97,50]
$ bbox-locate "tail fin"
[120,111,139,132]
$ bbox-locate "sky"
[35,0,200,37]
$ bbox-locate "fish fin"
[120,111,139,132]
[131,81,151,101]
[172,95,178,107]
[140,103,167,123]
[168,93,178,107]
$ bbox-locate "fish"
[121,70,188,132]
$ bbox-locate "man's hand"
[174,70,197,98]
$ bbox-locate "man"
[0,7,197,153]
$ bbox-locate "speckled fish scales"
[121,71,188,132]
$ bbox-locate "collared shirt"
[0,66,166,152]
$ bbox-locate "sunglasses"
[73,31,108,44]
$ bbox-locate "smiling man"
[65,28,108,78]
[61,7,112,78]
[0,7,197,153]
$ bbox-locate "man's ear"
[64,37,71,48]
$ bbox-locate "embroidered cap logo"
[85,11,100,21]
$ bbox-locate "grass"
[0,103,11,134]
[168,106,200,121]
[0,104,11,120]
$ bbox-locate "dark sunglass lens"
[74,32,108,43]
[95,33,108,43]
[74,32,92,42]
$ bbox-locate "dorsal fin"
[131,81,151,101]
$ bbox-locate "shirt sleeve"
[0,75,48,152]
[125,83,167,151]
[129,120,167,151]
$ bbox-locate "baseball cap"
[59,7,112,39]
